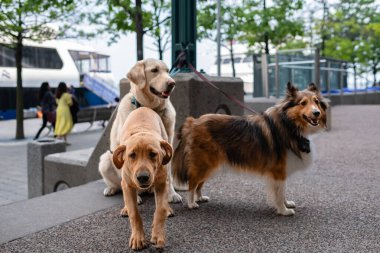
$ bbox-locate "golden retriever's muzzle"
[150,80,176,99]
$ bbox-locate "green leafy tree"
[323,0,378,87]
[241,0,304,54]
[359,14,380,85]
[198,1,246,77]
[0,0,80,139]
[90,0,170,61]
[145,0,171,60]
[278,39,308,50]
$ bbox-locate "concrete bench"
[44,148,95,193]
[76,105,116,128]
[28,108,116,198]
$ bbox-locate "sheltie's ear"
[308,83,319,93]
[319,98,329,112]
[286,81,298,98]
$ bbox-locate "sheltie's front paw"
[277,208,295,216]
[188,202,199,209]
[168,191,182,203]
[196,195,209,202]
[284,200,296,208]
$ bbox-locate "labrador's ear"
[127,60,146,89]
[112,145,126,169]
[160,141,173,165]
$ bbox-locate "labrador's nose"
[137,171,150,185]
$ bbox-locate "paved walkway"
[0,118,104,206]
[0,105,379,252]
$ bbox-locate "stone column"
[27,139,66,198]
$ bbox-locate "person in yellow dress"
[54,82,73,144]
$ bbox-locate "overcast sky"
[85,34,215,83]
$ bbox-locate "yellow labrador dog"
[113,107,173,250]
[99,59,182,203]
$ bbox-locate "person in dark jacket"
[68,85,80,124]
[34,82,56,140]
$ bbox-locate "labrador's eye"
[129,152,136,159]
[149,152,157,159]
[151,68,158,73]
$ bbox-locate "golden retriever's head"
[112,135,173,190]
[283,82,328,134]
[127,58,175,99]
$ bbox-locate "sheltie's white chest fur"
[286,137,316,175]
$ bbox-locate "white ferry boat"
[0,39,119,120]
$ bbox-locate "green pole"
[171,0,196,71]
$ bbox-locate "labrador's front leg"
[123,182,146,250]
[151,181,171,249]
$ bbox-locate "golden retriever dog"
[99,58,182,203]
[113,107,173,250]
[172,83,328,215]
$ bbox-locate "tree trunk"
[263,0,269,55]
[229,40,236,77]
[373,62,378,86]
[135,0,144,60]
[264,33,269,55]
[353,63,357,91]
[320,0,328,57]
[158,35,163,60]
[15,32,24,139]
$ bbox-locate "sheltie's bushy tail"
[172,117,194,188]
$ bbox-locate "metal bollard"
[27,138,66,198]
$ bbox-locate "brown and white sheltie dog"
[172,82,328,216]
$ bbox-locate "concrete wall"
[171,72,244,131]
[327,92,380,106]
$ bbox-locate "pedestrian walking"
[68,85,80,124]
[54,82,73,144]
[34,82,56,140]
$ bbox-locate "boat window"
[243,56,253,63]
[233,57,241,63]
[0,45,63,69]
[0,46,15,67]
[223,58,231,64]
[214,58,222,65]
[69,50,110,74]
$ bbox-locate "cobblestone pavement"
[0,118,104,206]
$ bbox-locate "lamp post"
[171,0,196,71]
